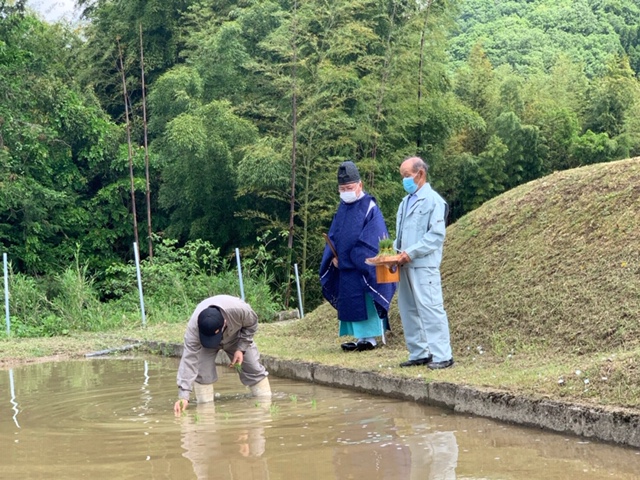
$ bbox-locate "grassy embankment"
[2,158,639,410]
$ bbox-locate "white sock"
[358,337,377,346]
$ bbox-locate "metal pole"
[3,253,9,336]
[294,263,304,318]
[235,248,245,301]
[133,242,146,327]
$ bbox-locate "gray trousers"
[398,266,452,362]
[195,341,268,387]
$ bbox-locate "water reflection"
[1,358,639,480]
[138,360,152,416]
[180,399,271,479]
[332,415,458,479]
[9,369,20,429]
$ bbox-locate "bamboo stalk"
[139,24,153,259]
[285,0,299,309]
[117,37,140,247]
[369,0,399,189]
[417,0,434,151]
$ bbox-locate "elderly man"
[174,295,271,415]
[320,160,396,352]
[394,156,453,369]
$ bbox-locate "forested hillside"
[450,0,640,77]
[441,0,640,216]
[2,0,640,330]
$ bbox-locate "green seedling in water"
[311,398,317,409]
[269,403,280,415]
[289,394,298,403]
[193,413,200,423]
[179,399,188,417]
[224,411,231,420]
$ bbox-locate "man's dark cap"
[337,161,360,185]
[197,306,225,349]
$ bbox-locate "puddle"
[1,358,639,479]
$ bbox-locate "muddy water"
[1,358,639,479]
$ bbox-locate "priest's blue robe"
[319,193,396,323]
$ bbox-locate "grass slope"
[444,157,640,355]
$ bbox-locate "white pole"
[235,248,245,301]
[294,263,304,318]
[3,253,9,336]
[133,242,146,327]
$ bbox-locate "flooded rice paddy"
[1,357,639,479]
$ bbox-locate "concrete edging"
[143,341,640,448]
[259,355,640,448]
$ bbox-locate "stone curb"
[140,341,640,448]
[261,355,640,448]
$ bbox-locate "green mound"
[443,157,640,355]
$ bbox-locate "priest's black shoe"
[355,340,376,351]
[427,358,454,370]
[399,355,433,367]
[341,342,358,352]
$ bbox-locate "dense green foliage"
[449,0,640,77]
[0,9,129,273]
[2,0,640,336]
[5,237,280,337]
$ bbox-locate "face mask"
[340,191,358,203]
[403,176,418,194]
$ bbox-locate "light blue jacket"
[394,183,447,268]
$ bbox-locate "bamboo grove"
[2,0,640,324]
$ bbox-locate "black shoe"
[341,342,358,352]
[355,340,376,351]
[399,355,433,367]
[427,358,454,370]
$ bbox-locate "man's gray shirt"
[177,295,259,399]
